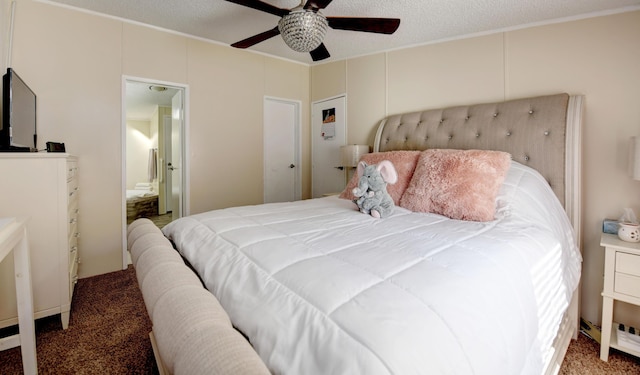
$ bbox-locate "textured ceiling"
[44,0,640,65]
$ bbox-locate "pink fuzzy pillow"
[339,150,422,205]
[400,149,511,221]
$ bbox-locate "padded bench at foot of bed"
[127,218,270,375]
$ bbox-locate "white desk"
[0,217,37,374]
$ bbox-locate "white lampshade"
[340,145,369,168]
[631,137,640,180]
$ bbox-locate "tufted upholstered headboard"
[374,93,584,245]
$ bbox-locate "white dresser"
[0,153,79,329]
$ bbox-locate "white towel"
[135,182,153,191]
[148,148,158,182]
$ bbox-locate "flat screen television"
[1,68,37,152]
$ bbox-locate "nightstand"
[600,233,640,361]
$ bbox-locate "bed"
[143,93,584,374]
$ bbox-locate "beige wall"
[5,0,310,277]
[311,60,346,102]
[312,11,640,327]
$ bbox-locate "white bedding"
[162,161,581,375]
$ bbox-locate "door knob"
[289,164,295,168]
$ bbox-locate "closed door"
[264,97,301,203]
[312,96,346,197]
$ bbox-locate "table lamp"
[340,145,369,183]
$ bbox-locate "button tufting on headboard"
[374,93,572,207]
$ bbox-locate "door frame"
[162,114,172,213]
[121,75,190,269]
[263,96,302,202]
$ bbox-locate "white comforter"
[163,162,581,375]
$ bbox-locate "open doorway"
[122,76,188,268]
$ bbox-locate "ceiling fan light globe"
[278,10,327,52]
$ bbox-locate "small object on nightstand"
[603,219,619,234]
[618,222,640,242]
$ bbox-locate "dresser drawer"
[68,177,79,203]
[68,204,80,223]
[68,215,79,241]
[615,272,640,298]
[616,252,640,277]
[67,161,78,181]
[69,235,78,268]
[68,230,80,250]
[69,248,79,298]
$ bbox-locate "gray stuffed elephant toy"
[352,160,398,218]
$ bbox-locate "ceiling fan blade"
[327,17,401,34]
[225,0,289,17]
[304,0,334,10]
[310,43,330,61]
[231,27,280,49]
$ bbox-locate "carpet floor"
[1,266,639,374]
[0,266,157,374]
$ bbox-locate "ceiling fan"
[226,0,401,61]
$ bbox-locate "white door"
[312,96,346,198]
[163,115,172,213]
[170,91,183,220]
[264,97,301,203]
